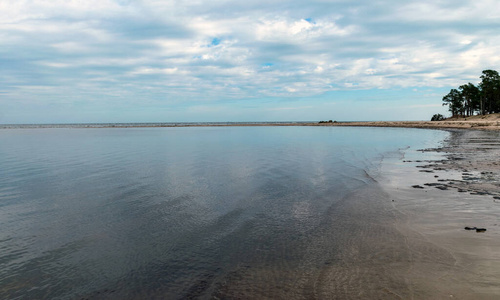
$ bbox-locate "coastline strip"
[2,119,500,130]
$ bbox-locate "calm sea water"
[0,126,447,299]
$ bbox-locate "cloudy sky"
[1,0,500,123]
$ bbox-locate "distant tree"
[479,70,500,114]
[458,83,480,116]
[431,114,444,121]
[441,69,500,117]
[442,88,463,116]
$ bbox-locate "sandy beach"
[379,128,500,299]
[320,114,500,131]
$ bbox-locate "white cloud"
[1,0,500,119]
[129,67,179,76]
[459,42,500,69]
[394,1,500,23]
[255,18,354,42]
[51,42,92,53]
[37,61,72,68]
[314,66,324,73]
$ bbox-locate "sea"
[0,125,448,299]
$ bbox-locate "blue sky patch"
[210,38,221,46]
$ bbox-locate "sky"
[1,0,500,124]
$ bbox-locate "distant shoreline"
[318,119,500,130]
[2,116,500,130]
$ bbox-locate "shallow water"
[379,129,500,299]
[0,126,447,299]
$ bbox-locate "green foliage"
[459,83,480,116]
[479,70,500,114]
[431,114,444,121]
[442,70,500,116]
[442,88,463,116]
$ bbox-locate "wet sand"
[380,129,500,299]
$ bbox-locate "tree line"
[442,69,500,117]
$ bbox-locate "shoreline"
[2,119,500,130]
[379,129,500,298]
[320,120,500,131]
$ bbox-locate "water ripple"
[0,127,448,299]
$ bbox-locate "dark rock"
[412,185,424,189]
[471,191,489,196]
[464,227,487,232]
[423,183,449,190]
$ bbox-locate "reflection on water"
[0,127,447,299]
